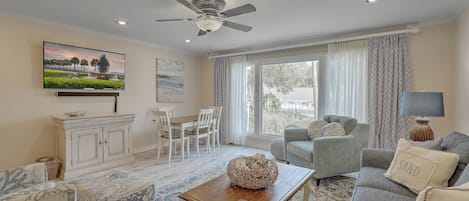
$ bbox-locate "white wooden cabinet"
[55,113,135,180]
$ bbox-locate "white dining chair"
[155,111,189,163]
[155,106,176,119]
[186,108,214,157]
[209,106,223,150]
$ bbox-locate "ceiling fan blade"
[221,4,256,18]
[223,21,253,32]
[198,30,207,36]
[176,0,201,13]
[155,18,193,22]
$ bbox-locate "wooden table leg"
[303,179,312,201]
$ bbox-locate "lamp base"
[409,119,434,141]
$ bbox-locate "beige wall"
[409,22,455,138]
[454,6,469,133]
[0,16,205,170]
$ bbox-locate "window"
[246,59,320,136]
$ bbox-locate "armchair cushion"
[286,141,314,162]
[323,115,357,134]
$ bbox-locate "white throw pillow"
[384,139,460,194]
[321,122,346,137]
[416,182,469,201]
[307,120,328,140]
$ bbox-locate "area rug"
[70,145,355,201]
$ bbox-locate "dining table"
[172,115,199,129]
[171,114,217,155]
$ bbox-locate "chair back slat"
[197,109,214,130]
[156,111,172,137]
[156,107,176,119]
[209,106,223,130]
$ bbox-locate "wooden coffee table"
[179,163,315,201]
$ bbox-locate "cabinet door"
[103,125,129,161]
[71,128,103,169]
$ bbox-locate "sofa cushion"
[441,132,469,186]
[0,163,47,196]
[410,138,443,150]
[286,141,313,162]
[441,132,469,164]
[455,164,469,186]
[0,182,76,201]
[322,115,357,134]
[356,167,416,198]
[352,186,415,201]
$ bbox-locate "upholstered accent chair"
[284,115,369,184]
[0,163,76,201]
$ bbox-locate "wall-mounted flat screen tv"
[43,41,125,90]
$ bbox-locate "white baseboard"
[133,145,158,153]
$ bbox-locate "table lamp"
[400,91,445,141]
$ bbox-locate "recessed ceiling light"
[366,0,377,3]
[184,39,191,43]
[116,20,127,25]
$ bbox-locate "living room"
[1,0,469,201]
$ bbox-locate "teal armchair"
[284,115,369,184]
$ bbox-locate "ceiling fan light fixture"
[195,16,223,32]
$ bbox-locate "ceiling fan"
[156,0,256,36]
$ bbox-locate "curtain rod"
[208,27,420,59]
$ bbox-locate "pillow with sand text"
[384,139,459,194]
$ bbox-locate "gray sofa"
[284,115,369,182]
[352,132,469,201]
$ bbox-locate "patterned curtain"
[368,34,413,149]
[214,57,231,144]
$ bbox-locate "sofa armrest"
[284,127,309,144]
[360,149,395,169]
[0,163,47,195]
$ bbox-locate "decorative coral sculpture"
[227,153,278,189]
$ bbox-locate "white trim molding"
[209,26,420,59]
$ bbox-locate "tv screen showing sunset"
[43,41,125,90]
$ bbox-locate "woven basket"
[227,154,278,190]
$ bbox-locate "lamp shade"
[400,92,445,117]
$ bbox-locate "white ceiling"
[0,0,468,55]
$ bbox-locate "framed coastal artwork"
[156,58,184,103]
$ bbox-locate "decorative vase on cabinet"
[54,113,135,180]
